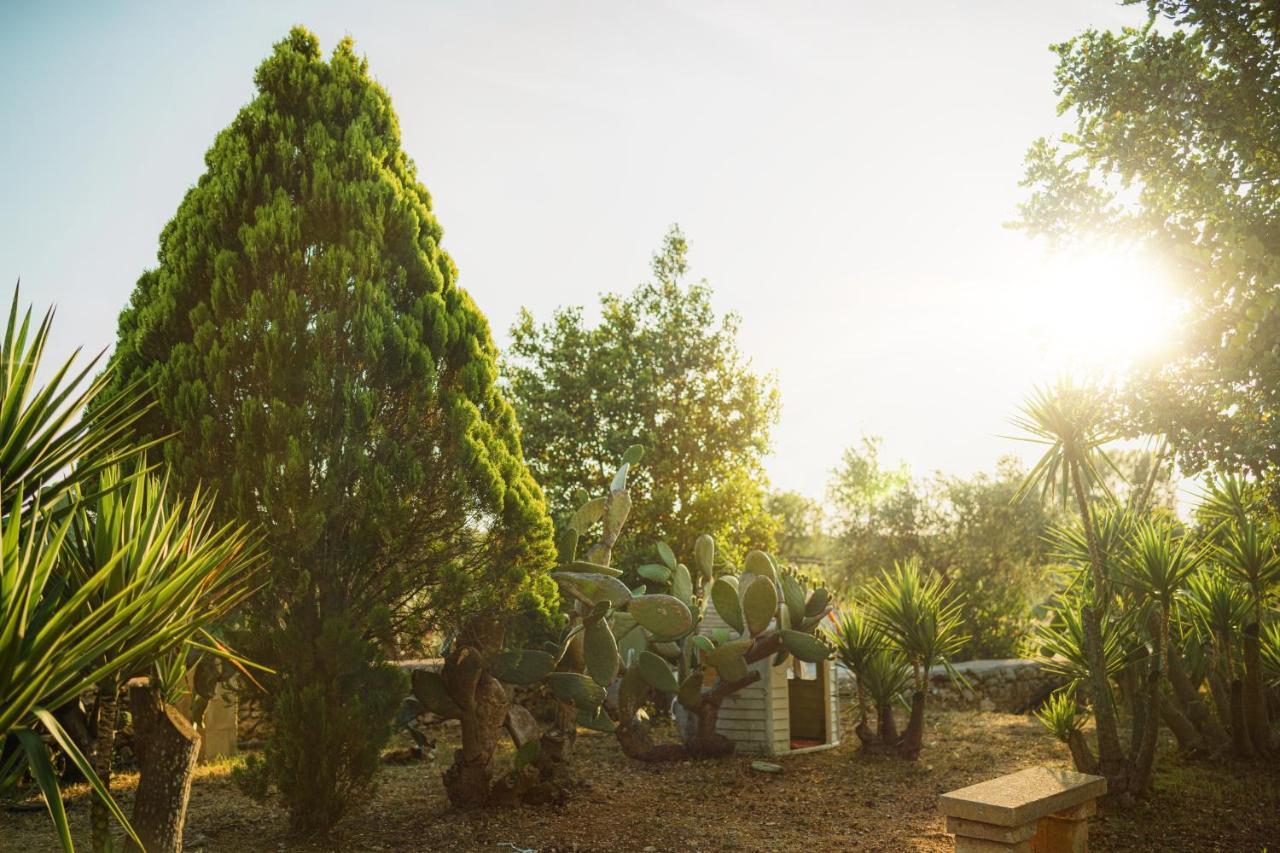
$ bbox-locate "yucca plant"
[1011,380,1129,786]
[1035,687,1096,773]
[861,559,965,758]
[1214,518,1279,756]
[828,608,879,727]
[1184,566,1253,755]
[0,289,259,853]
[60,461,259,853]
[1033,590,1131,686]
[827,607,913,748]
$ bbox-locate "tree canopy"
[504,226,780,567]
[103,27,556,831]
[1017,0,1280,496]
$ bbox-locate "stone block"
[939,767,1106,827]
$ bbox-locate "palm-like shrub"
[828,608,912,747]
[0,292,259,852]
[857,559,965,758]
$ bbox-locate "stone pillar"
[198,687,238,762]
[1031,800,1094,853]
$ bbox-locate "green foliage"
[266,613,406,835]
[862,559,966,682]
[1035,689,1085,744]
[101,28,556,829]
[505,225,780,566]
[1016,0,1280,496]
[230,753,272,800]
[827,445,1056,660]
[0,290,261,851]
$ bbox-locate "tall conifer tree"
[106,28,556,832]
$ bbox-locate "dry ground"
[4,710,1277,852]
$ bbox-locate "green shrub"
[230,753,272,800]
[265,614,406,834]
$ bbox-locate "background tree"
[826,438,1060,659]
[1017,0,1280,500]
[766,490,830,568]
[505,226,779,567]
[103,28,556,834]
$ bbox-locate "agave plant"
[0,290,260,852]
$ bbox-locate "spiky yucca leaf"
[1035,688,1086,743]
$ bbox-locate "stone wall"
[926,659,1062,713]
[836,658,1061,714]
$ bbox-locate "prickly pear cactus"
[555,527,834,760]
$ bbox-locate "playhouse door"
[787,659,827,747]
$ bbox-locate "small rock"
[750,760,783,774]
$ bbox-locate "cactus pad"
[742,575,778,636]
[411,670,460,717]
[552,571,633,607]
[629,594,693,639]
[571,497,607,534]
[488,649,556,685]
[656,541,677,570]
[780,573,806,625]
[743,550,777,584]
[547,672,607,708]
[636,650,679,693]
[584,618,620,686]
[671,563,693,606]
[694,533,715,579]
[779,629,831,663]
[638,563,671,584]
[711,576,745,633]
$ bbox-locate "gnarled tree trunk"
[441,617,510,808]
[128,682,201,853]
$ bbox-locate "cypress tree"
[107,27,556,833]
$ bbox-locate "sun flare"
[1016,247,1183,377]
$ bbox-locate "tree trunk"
[1164,636,1227,748]
[1066,728,1098,774]
[1069,467,1126,785]
[128,682,201,853]
[441,618,511,808]
[897,691,926,759]
[1229,677,1254,758]
[1242,620,1272,756]
[1128,611,1165,795]
[877,701,899,744]
[1158,690,1205,755]
[90,684,120,853]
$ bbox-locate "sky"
[1,0,1168,500]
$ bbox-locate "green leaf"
[671,563,693,606]
[488,649,556,686]
[35,708,143,849]
[779,629,831,663]
[16,728,73,853]
[622,444,645,465]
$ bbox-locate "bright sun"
[1016,246,1183,377]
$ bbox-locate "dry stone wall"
[837,658,1062,714]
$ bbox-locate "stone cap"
[939,767,1107,826]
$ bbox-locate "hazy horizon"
[2,1,1168,500]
